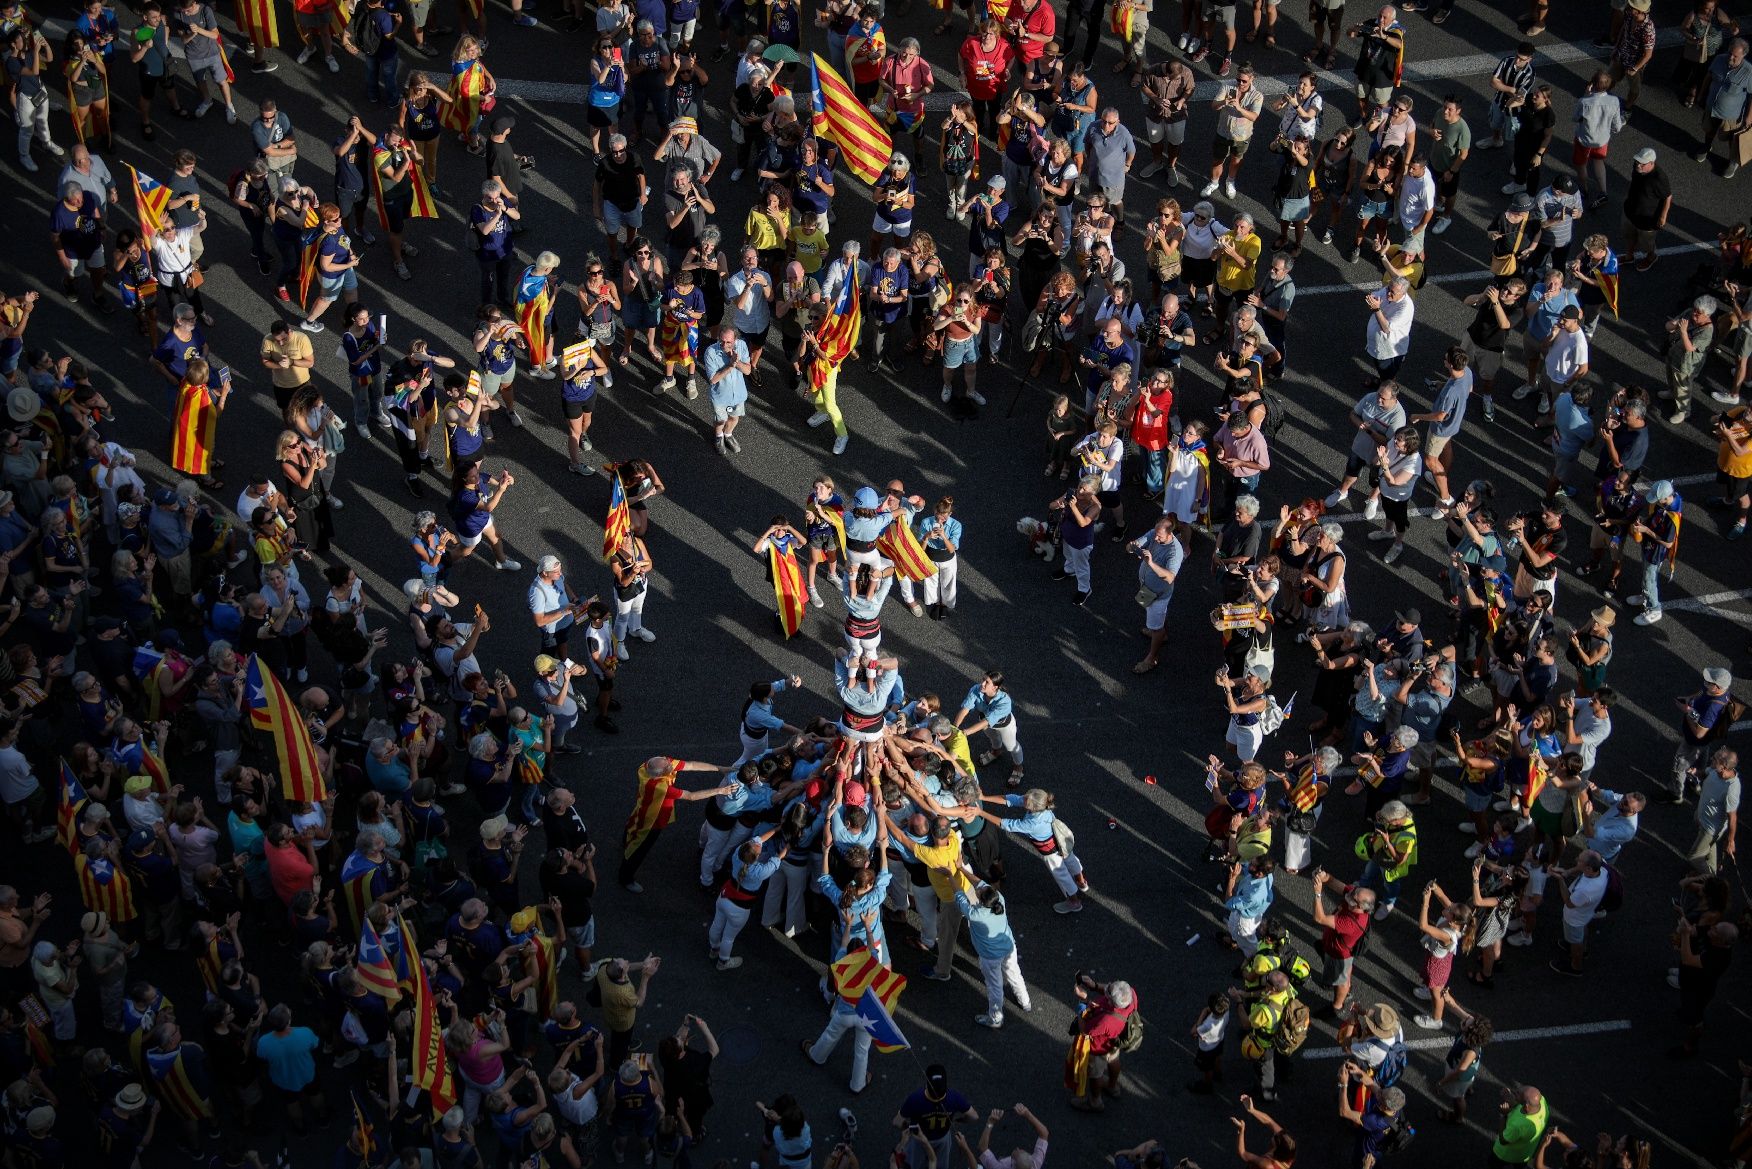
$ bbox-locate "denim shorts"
[319,267,359,297]
[944,334,980,368]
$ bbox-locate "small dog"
[1016,516,1057,560]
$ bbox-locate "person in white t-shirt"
[1189,991,1231,1094]
[1370,425,1423,565]
[1549,849,1608,977]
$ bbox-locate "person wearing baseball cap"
[1622,144,1670,270]
[964,173,1011,279]
[1665,666,1737,802]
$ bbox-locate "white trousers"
[762,860,811,935]
[733,727,770,767]
[923,557,959,608]
[913,879,939,945]
[1043,849,1084,897]
[612,590,647,644]
[808,1006,872,1091]
[699,822,751,886]
[1226,908,1263,956]
[987,718,1024,766]
[978,950,1031,1019]
[843,626,882,654]
[1063,543,1092,591]
[708,896,753,960]
[1284,828,1315,872]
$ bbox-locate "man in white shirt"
[1561,688,1614,776]
[56,144,118,205]
[1395,154,1438,260]
[1364,277,1416,385]
[1550,849,1609,977]
[1541,304,1590,414]
[0,721,51,844]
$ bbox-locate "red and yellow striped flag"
[527,929,559,1019]
[771,545,807,638]
[370,143,439,233]
[76,852,138,925]
[411,956,456,1118]
[1109,2,1134,41]
[442,60,488,133]
[57,761,88,858]
[245,653,328,802]
[876,520,937,581]
[830,949,906,1009]
[603,467,631,563]
[622,758,679,857]
[127,165,171,242]
[808,53,891,185]
[357,916,404,1004]
[515,268,554,367]
[170,377,219,477]
[236,0,280,47]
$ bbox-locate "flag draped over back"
[770,546,807,638]
[170,376,220,477]
[296,204,323,308]
[235,0,279,46]
[603,467,631,562]
[622,758,678,857]
[369,144,439,234]
[1595,248,1621,318]
[128,165,170,241]
[1108,2,1134,41]
[411,956,456,1118]
[876,521,937,581]
[391,910,418,994]
[442,60,488,133]
[351,1092,377,1164]
[357,916,404,1004]
[809,54,891,184]
[245,653,328,802]
[57,762,88,857]
[144,1045,213,1122]
[75,852,137,924]
[527,930,560,1019]
[516,269,555,366]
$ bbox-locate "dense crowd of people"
[2,0,1752,1165]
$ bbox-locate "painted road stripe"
[1298,242,1713,297]
[1322,470,1724,523]
[500,30,1682,108]
[1301,1018,1632,1059]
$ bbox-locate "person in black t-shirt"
[485,113,528,200]
[1458,277,1525,419]
[593,133,648,264]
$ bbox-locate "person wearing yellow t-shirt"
[1213,215,1263,332]
[909,816,974,982]
[928,715,978,776]
[790,211,830,276]
[1715,404,1752,539]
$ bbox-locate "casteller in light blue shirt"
[953,887,1016,959]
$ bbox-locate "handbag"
[1135,585,1158,606]
[1489,219,1525,277]
[1021,310,1045,352]
[1244,633,1276,676]
[1732,124,1752,167]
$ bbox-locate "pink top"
[456,1035,505,1087]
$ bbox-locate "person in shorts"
[1193,0,1237,74]
[1303,0,1345,67]
[592,133,647,265]
[1138,57,1195,181]
[1200,65,1263,198]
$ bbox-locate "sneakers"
[1223,179,1237,199]
[724,434,742,454]
[17,155,37,172]
[296,43,317,64]
[325,55,340,73]
[1413,1013,1443,1030]
[1482,398,1497,422]
[251,58,278,73]
[975,1013,1003,1028]
[1506,932,1534,946]
[1668,409,1690,424]
[806,410,831,427]
[1463,841,1484,859]
[1500,181,1526,195]
[495,558,523,571]
[716,957,743,970]
[1363,497,1381,520]
[225,105,238,124]
[194,100,214,118]
[1053,898,1084,913]
[329,496,345,511]
[968,390,987,406]
[395,261,412,281]
[1199,180,1220,197]
[1431,215,1452,235]
[1383,542,1404,564]
[1138,158,1163,178]
[1325,488,1349,507]
[1548,959,1582,978]
[1320,227,1333,244]
[1726,162,1742,179]
[941,385,952,403]
[1373,902,1395,921]
[730,167,745,181]
[832,434,849,455]
[1634,609,1663,625]
[1367,528,1396,541]
[1625,593,1646,607]
[508,410,524,427]
[922,970,952,981]
[300,320,325,333]
[513,10,538,23]
[1413,986,1431,1000]
[808,586,824,608]
[404,242,420,258]
[632,627,656,642]
[1511,382,1537,400]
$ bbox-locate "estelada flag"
[339,849,384,936]
[1523,750,1549,809]
[515,267,555,366]
[75,852,137,925]
[770,545,807,638]
[1594,247,1621,318]
[57,761,88,858]
[443,59,488,133]
[351,1091,377,1164]
[809,53,891,185]
[390,910,418,993]
[1286,764,1326,812]
[831,949,906,1009]
[127,165,171,241]
[245,653,328,803]
[236,0,279,47]
[410,957,456,1119]
[295,203,323,307]
[140,744,171,794]
[170,373,223,477]
[144,1043,214,1122]
[369,143,439,233]
[808,272,860,394]
[357,916,404,1004]
[603,466,631,563]
[877,519,936,581]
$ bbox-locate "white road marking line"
[1301,1018,1633,1060]
[1654,587,1752,616]
[1324,470,1725,523]
[1297,242,1713,297]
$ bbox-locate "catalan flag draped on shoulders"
[144,1036,215,1123]
[1588,245,1621,318]
[807,273,860,395]
[245,653,328,803]
[76,845,138,925]
[770,544,807,638]
[515,265,557,368]
[657,282,704,371]
[128,165,171,241]
[809,54,891,185]
[295,203,324,308]
[443,57,489,133]
[340,843,396,936]
[369,138,438,234]
[510,908,561,1019]
[170,367,226,478]
[623,757,685,861]
[122,987,171,1070]
[235,0,279,47]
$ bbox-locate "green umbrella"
[762,43,801,64]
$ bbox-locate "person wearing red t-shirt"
[1067,975,1137,1111]
[958,21,1014,136]
[1004,0,1056,64]
[1132,368,1176,497]
[1311,869,1375,1012]
[880,38,934,161]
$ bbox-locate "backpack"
[1260,389,1288,439]
[349,4,382,56]
[1374,1038,1409,1088]
[1115,1009,1145,1054]
[1272,997,1310,1054]
[1378,1117,1417,1156]
[1258,694,1287,736]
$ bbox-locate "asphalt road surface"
[4,0,1750,1165]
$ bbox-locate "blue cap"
[127,829,155,851]
[853,487,880,508]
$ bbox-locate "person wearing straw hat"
[97,1082,158,1168]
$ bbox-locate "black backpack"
[1378,1117,1416,1156]
[350,4,382,56]
[1260,389,1288,440]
